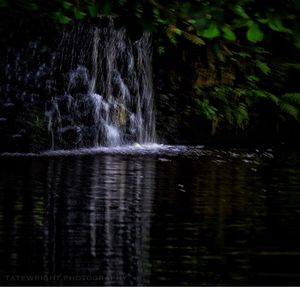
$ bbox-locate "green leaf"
[253,46,270,54]
[247,22,264,42]
[73,7,86,20]
[166,28,177,45]
[268,93,280,104]
[233,18,250,29]
[258,18,268,24]
[193,18,208,30]
[196,99,218,120]
[187,19,196,24]
[87,4,98,17]
[62,1,72,10]
[268,18,291,33]
[222,25,236,41]
[153,8,167,25]
[174,28,183,35]
[247,75,260,82]
[54,11,71,24]
[233,5,249,19]
[234,51,251,58]
[253,89,269,99]
[157,46,165,55]
[201,22,220,39]
[117,0,127,6]
[256,60,271,74]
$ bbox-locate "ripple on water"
[0,144,270,165]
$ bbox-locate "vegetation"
[1,0,300,146]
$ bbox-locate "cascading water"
[46,18,156,149]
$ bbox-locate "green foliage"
[236,103,249,127]
[279,102,298,120]
[62,1,72,10]
[283,63,300,70]
[157,46,165,55]
[1,0,297,56]
[195,98,218,121]
[193,86,251,132]
[182,33,206,46]
[201,22,220,39]
[87,3,98,18]
[255,60,271,75]
[1,0,299,48]
[268,18,291,33]
[222,26,236,41]
[166,26,178,45]
[102,0,112,15]
[282,93,300,105]
[247,22,264,43]
[73,7,86,20]
[213,45,225,62]
[53,11,71,24]
[233,5,249,19]
[192,81,300,134]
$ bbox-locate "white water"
[46,19,156,149]
[0,144,186,157]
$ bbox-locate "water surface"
[1,146,300,285]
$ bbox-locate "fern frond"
[283,63,300,70]
[224,107,234,125]
[236,103,249,128]
[182,32,206,46]
[167,25,183,35]
[278,101,299,119]
[282,93,300,104]
[212,88,229,103]
[255,90,279,104]
[166,25,178,45]
[255,60,271,75]
[267,93,280,105]
[213,44,225,62]
[252,89,268,99]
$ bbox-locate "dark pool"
[1,146,300,285]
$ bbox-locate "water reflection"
[0,156,155,285]
[0,150,300,285]
[45,156,155,286]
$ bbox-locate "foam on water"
[40,144,190,157]
[0,144,190,157]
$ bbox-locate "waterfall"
[46,18,156,149]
